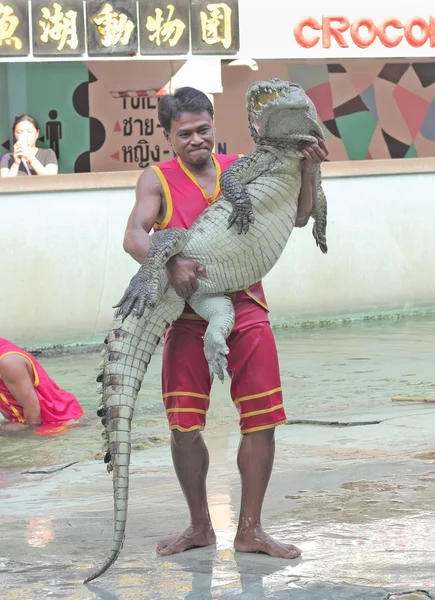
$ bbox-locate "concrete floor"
[2,403,435,599]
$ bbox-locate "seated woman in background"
[0,114,58,177]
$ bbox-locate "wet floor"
[2,422,435,598]
[1,316,434,468]
[1,317,435,599]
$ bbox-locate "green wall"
[0,62,89,173]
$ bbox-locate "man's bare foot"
[156,524,216,556]
[234,527,301,559]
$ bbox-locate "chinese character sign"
[191,0,239,54]
[139,0,190,54]
[0,0,29,56]
[32,0,85,56]
[87,0,138,56]
[0,0,240,60]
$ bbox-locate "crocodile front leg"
[310,165,328,254]
[220,151,275,234]
[114,228,188,319]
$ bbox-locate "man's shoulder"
[214,153,242,169]
[152,155,177,171]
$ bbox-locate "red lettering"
[350,18,377,48]
[293,17,321,48]
[322,16,350,48]
[377,18,403,48]
[293,15,435,49]
[430,16,435,46]
[404,17,429,47]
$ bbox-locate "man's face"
[164,111,215,166]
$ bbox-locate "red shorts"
[161,292,287,434]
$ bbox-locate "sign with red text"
[237,1,435,58]
[294,16,435,50]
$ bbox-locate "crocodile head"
[246,78,324,150]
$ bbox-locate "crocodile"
[84,78,328,584]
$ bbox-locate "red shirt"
[0,338,84,425]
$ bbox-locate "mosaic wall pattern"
[288,61,435,160]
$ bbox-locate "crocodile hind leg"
[187,294,235,383]
[114,228,188,319]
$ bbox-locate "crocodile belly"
[182,170,300,294]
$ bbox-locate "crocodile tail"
[84,290,185,584]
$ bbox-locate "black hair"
[158,87,214,132]
[13,114,39,138]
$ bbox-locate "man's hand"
[1,422,29,430]
[166,255,207,299]
[299,134,328,171]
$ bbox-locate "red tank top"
[0,339,84,425]
[151,154,268,318]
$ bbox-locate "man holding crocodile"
[122,86,328,559]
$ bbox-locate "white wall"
[0,188,138,347]
[1,172,434,346]
[266,172,435,322]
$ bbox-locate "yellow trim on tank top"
[0,351,40,387]
[0,392,26,423]
[151,165,173,230]
[243,287,269,311]
[176,154,221,204]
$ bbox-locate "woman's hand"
[300,134,329,171]
[20,145,37,163]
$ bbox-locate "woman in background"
[0,114,58,177]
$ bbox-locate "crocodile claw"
[227,203,255,235]
[113,272,161,320]
[312,223,328,254]
[204,338,229,383]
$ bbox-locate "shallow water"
[1,317,434,469]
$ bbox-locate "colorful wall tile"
[215,59,435,161]
[288,60,435,161]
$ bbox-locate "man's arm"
[123,167,163,264]
[123,167,206,299]
[295,165,316,228]
[0,355,41,425]
[295,136,328,228]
